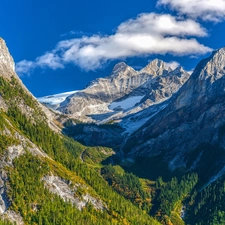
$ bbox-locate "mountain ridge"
[39,59,190,126]
[123,47,225,175]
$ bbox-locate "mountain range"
[1,36,225,225]
[39,58,191,149]
[39,59,190,124]
[42,46,225,179]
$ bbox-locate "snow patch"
[38,91,78,105]
[121,102,168,135]
[109,96,144,110]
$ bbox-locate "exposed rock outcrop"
[0,38,15,73]
[42,175,105,211]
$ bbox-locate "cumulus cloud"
[16,60,35,75]
[36,53,64,69]
[117,13,207,37]
[16,52,64,75]
[157,0,225,22]
[16,13,212,74]
[164,61,180,70]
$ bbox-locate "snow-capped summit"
[39,59,190,122]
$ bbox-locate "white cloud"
[16,60,35,75]
[117,13,207,37]
[157,0,225,22]
[16,52,64,75]
[36,53,64,69]
[165,61,180,70]
[16,13,212,74]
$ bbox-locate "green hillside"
[0,74,160,225]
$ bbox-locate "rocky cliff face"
[123,47,225,174]
[56,59,189,123]
[42,175,104,211]
[0,38,15,73]
[0,38,59,132]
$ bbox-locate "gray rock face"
[0,38,15,73]
[57,59,190,123]
[0,38,27,90]
[0,171,24,224]
[42,175,104,211]
[140,59,168,75]
[117,66,189,116]
[123,47,225,171]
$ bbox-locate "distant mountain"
[41,59,190,123]
[45,61,189,150]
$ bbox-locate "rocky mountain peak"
[0,37,15,73]
[140,59,166,76]
[110,62,136,78]
[197,47,225,82]
[112,62,128,72]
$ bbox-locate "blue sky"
[1,0,225,97]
